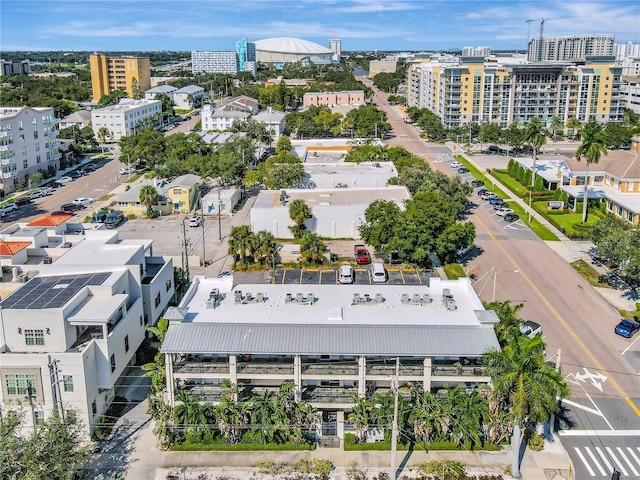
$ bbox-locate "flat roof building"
[191,51,238,74]
[89,54,151,102]
[91,99,162,141]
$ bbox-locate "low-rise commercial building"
[161,275,499,437]
[91,99,162,141]
[303,91,366,108]
[0,106,60,195]
[299,161,397,189]
[113,175,201,217]
[0,230,174,436]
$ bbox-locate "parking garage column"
[423,358,432,392]
[294,355,301,402]
[166,354,175,408]
[229,355,237,387]
[358,356,366,397]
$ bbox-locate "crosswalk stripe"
[585,447,607,476]
[606,446,628,476]
[628,447,640,467]
[575,447,596,476]
[596,447,614,473]
[617,447,639,476]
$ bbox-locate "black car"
[458,167,470,174]
[60,203,84,212]
[504,212,520,222]
[471,179,485,188]
[67,171,82,179]
[15,197,32,206]
[49,181,63,189]
[83,164,97,172]
[91,210,109,223]
[492,199,507,209]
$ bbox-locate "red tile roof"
[26,214,72,227]
[0,241,31,256]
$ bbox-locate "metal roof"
[161,322,500,356]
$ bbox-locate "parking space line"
[417,270,422,284]
[281,270,286,284]
[399,269,406,284]
[299,269,303,284]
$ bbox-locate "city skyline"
[1,0,639,53]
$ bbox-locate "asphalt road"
[367,82,640,470]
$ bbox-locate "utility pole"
[217,180,222,241]
[26,384,37,432]
[182,218,190,284]
[201,200,206,266]
[390,356,400,480]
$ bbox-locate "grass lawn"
[533,201,598,238]
[570,259,613,289]
[491,169,529,197]
[507,202,560,241]
[443,263,466,280]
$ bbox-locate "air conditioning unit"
[18,273,29,283]
[43,256,53,264]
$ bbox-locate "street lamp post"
[492,268,520,302]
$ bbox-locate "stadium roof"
[255,37,332,55]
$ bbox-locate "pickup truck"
[354,244,371,265]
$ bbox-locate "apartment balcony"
[176,384,226,403]
[1,170,18,178]
[237,362,295,377]
[50,152,62,160]
[174,360,230,377]
[48,141,61,149]
[301,362,358,377]
[1,155,16,165]
[302,385,358,405]
[366,362,423,378]
[0,131,9,138]
[0,145,14,152]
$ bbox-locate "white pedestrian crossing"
[572,445,640,477]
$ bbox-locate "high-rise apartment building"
[0,106,60,195]
[191,51,238,74]
[89,54,151,102]
[527,34,614,62]
[407,56,624,128]
[461,46,491,57]
[236,39,257,75]
[1,59,30,76]
[329,39,342,63]
[614,41,640,61]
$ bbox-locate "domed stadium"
[254,37,334,64]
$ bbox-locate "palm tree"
[566,117,582,140]
[139,184,159,217]
[347,394,371,443]
[173,390,209,435]
[228,225,254,264]
[97,126,110,153]
[299,232,327,263]
[575,121,608,225]
[288,199,311,238]
[549,116,564,141]
[484,300,525,345]
[524,117,548,193]
[483,333,568,478]
[253,230,277,266]
[409,391,440,446]
[249,391,276,444]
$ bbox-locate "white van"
[371,263,387,283]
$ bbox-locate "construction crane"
[526,17,568,61]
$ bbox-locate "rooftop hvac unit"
[43,256,53,264]
[18,273,29,283]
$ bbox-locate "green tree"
[252,230,277,266]
[98,89,128,108]
[155,93,175,125]
[483,300,525,345]
[483,334,568,478]
[131,77,144,99]
[575,121,608,225]
[565,117,582,140]
[549,115,564,141]
[29,172,43,188]
[276,135,292,154]
[299,232,327,263]
[228,225,255,264]
[139,184,159,217]
[288,199,311,238]
[589,215,640,284]
[142,317,169,393]
[524,117,548,193]
[358,200,402,252]
[96,126,111,153]
[347,394,371,443]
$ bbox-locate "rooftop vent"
[400,292,433,306]
[285,292,315,305]
[352,293,384,305]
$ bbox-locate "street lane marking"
[561,398,603,417]
[617,447,639,476]
[621,332,640,355]
[559,430,640,436]
[628,448,640,469]
[475,215,640,417]
[575,447,596,476]
[595,447,614,473]
[565,373,614,429]
[606,446,628,476]
[585,447,607,476]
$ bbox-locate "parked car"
[458,167,470,174]
[189,216,202,227]
[119,167,134,175]
[105,210,125,229]
[504,212,520,222]
[488,196,504,205]
[51,210,72,216]
[0,203,18,215]
[471,179,485,188]
[72,197,95,206]
[388,251,402,264]
[479,191,495,201]
[614,318,640,338]
[40,186,54,196]
[60,203,84,212]
[83,164,97,172]
[495,207,515,217]
[477,188,490,196]
[338,265,355,284]
[449,161,462,169]
[520,320,542,338]
[57,176,73,184]
[371,263,387,283]
[15,197,32,206]
[354,244,371,265]
[67,171,82,179]
[49,181,63,189]
[91,210,109,223]
[492,199,507,209]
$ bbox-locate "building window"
[92,400,97,415]
[110,354,116,372]
[63,375,74,392]
[33,131,38,140]
[18,121,23,131]
[5,373,37,396]
[23,160,28,169]
[32,117,38,126]
[154,292,161,307]
[25,329,45,346]
[36,154,41,164]
[124,335,129,353]
[166,279,172,291]
[34,411,45,426]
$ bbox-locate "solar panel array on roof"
[0,272,110,310]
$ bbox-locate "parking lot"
[272,267,433,286]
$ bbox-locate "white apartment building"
[527,34,614,62]
[252,107,286,138]
[161,275,499,437]
[621,79,640,115]
[0,230,174,436]
[614,42,640,61]
[461,46,491,57]
[201,104,250,132]
[0,106,60,195]
[144,84,177,101]
[191,51,238,74]
[91,99,162,141]
[173,85,204,110]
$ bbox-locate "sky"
[1,0,639,53]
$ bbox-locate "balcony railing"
[237,363,294,375]
[0,131,9,138]
[1,156,16,166]
[432,365,486,377]
[301,363,358,376]
[302,386,358,404]
[1,170,17,178]
[0,145,13,152]
[174,361,230,375]
[366,363,423,376]
[177,385,226,403]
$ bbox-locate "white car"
[495,207,515,217]
[449,161,462,169]
[57,176,73,184]
[188,216,202,227]
[119,167,134,175]
[338,265,355,284]
[40,186,54,196]
[28,190,43,199]
[0,203,18,216]
[73,197,95,206]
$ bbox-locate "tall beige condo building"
[89,54,151,102]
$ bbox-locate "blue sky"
[1,0,639,52]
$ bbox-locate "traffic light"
[611,469,621,480]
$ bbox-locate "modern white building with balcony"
[91,99,162,142]
[161,275,499,438]
[0,106,60,195]
[0,230,175,436]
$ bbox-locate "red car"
[354,245,371,265]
